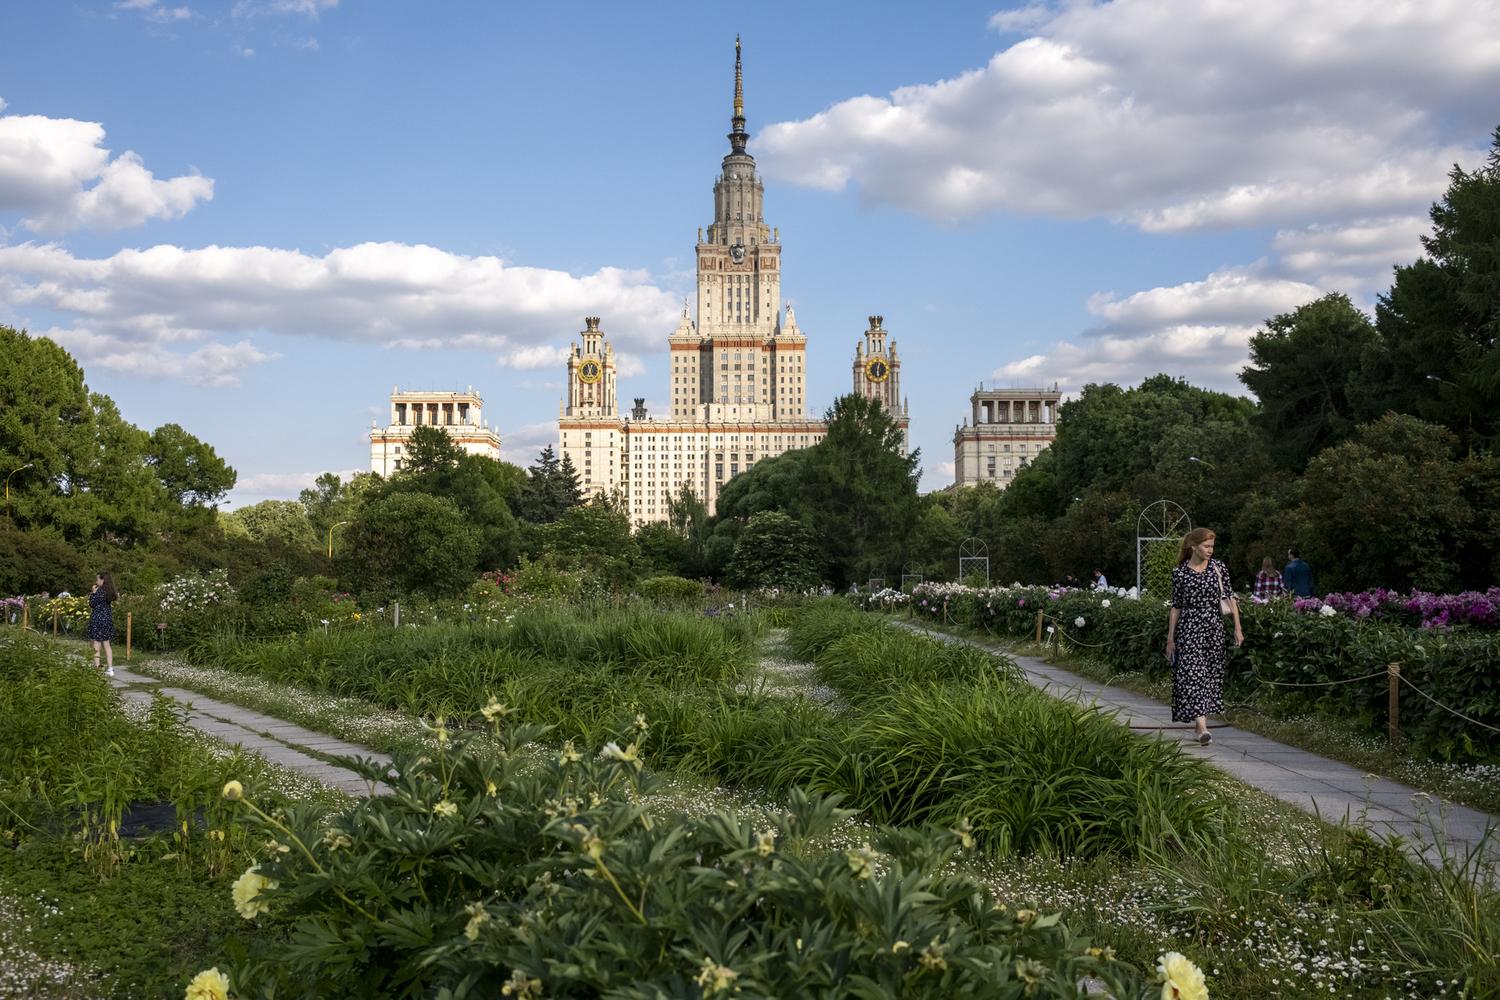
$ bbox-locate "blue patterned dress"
[1170,559,1230,722]
[87,588,114,642]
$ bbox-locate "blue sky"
[3,0,1497,503]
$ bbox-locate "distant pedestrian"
[1165,528,1242,746]
[1282,548,1314,598]
[88,571,118,678]
[1092,568,1109,590]
[1251,556,1287,602]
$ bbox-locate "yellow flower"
[633,713,649,732]
[481,697,508,723]
[949,817,976,850]
[231,866,277,920]
[918,937,948,971]
[602,741,642,770]
[1016,908,1038,925]
[695,957,739,995]
[891,940,910,954]
[501,969,543,997]
[184,966,230,1000]
[1157,952,1209,1000]
[464,901,491,941]
[756,829,776,856]
[486,780,499,797]
[433,800,458,818]
[557,740,582,765]
[846,843,878,880]
[221,780,243,801]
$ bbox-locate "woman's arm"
[1166,607,1179,655]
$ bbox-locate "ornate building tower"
[558,317,621,498]
[558,38,830,522]
[852,314,910,453]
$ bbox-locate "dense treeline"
[5,128,1497,599]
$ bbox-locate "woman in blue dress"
[88,571,119,678]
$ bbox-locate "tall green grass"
[784,601,1218,857]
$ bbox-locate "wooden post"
[393,602,401,629]
[53,606,59,634]
[1387,662,1401,745]
[1034,610,1044,644]
[21,599,28,631]
[126,613,132,661]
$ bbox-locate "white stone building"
[371,387,501,475]
[559,39,911,525]
[952,386,1061,488]
[852,315,910,453]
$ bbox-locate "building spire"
[728,35,749,155]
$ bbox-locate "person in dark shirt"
[1282,548,1315,598]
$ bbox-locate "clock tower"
[853,314,910,454]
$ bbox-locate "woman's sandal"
[1197,731,1213,746]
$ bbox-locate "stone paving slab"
[107,665,391,796]
[897,622,1498,863]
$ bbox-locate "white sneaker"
[106,666,115,678]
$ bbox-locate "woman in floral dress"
[88,571,119,678]
[1165,529,1243,744]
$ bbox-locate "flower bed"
[899,582,1500,763]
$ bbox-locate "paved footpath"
[900,622,1498,866]
[108,665,391,797]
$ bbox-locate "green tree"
[1297,414,1470,591]
[725,510,820,590]
[146,423,236,507]
[338,492,479,598]
[0,327,92,532]
[231,500,318,552]
[382,427,520,571]
[1357,127,1500,453]
[1239,293,1376,470]
[534,501,639,588]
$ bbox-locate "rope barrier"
[1397,674,1500,735]
[908,605,1500,738]
[1246,666,1389,689]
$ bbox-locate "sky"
[3,1,1498,504]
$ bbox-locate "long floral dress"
[87,588,114,642]
[1170,559,1230,722]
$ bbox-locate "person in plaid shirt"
[1251,556,1287,602]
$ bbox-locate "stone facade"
[559,39,909,525]
[371,387,501,475]
[952,386,1061,488]
[852,315,910,453]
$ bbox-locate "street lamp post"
[1187,456,1215,471]
[4,462,34,519]
[327,520,350,559]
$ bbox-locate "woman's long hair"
[1177,528,1216,565]
[98,571,119,603]
[1260,556,1276,575]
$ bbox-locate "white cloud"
[117,0,193,20]
[1085,268,1322,331]
[232,0,337,18]
[40,326,276,387]
[504,344,569,369]
[0,240,680,385]
[501,421,559,466]
[0,109,213,233]
[1270,215,1431,291]
[759,1,1500,230]
[230,467,361,505]
[993,323,1258,396]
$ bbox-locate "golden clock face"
[865,357,891,383]
[579,359,602,384]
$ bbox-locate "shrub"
[218,717,1148,999]
[637,574,705,606]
